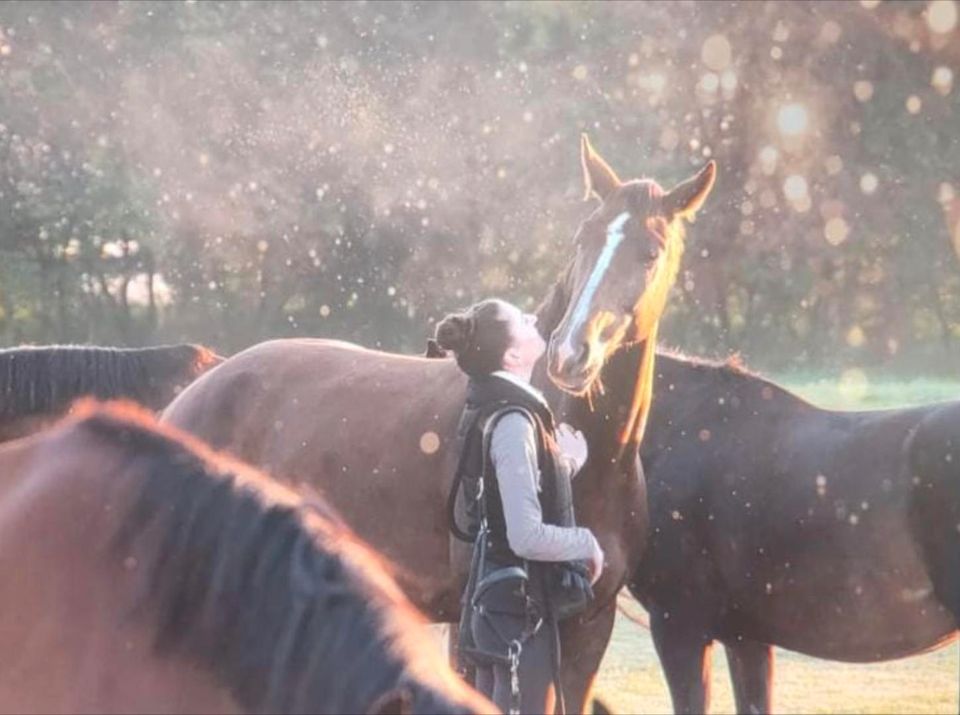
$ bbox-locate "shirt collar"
[491,370,549,409]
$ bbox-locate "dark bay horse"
[0,401,492,715]
[163,135,717,713]
[629,350,960,714]
[0,344,222,442]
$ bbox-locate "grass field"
[591,376,960,714]
[594,610,957,714]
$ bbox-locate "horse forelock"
[636,178,665,200]
[70,402,453,715]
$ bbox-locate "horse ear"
[580,134,622,202]
[366,687,412,715]
[662,160,716,221]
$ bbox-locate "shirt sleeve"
[489,412,597,563]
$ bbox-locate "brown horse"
[0,401,492,715]
[0,344,222,443]
[163,135,717,713]
[629,351,960,714]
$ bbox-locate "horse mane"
[0,344,219,419]
[75,403,451,715]
[656,347,802,402]
[657,347,753,375]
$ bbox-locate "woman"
[435,298,604,715]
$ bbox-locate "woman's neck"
[497,364,534,383]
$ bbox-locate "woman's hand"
[556,422,588,471]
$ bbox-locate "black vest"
[453,374,577,565]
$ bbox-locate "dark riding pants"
[470,579,554,715]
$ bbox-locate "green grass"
[433,613,958,714]
[594,611,958,714]
[778,374,960,411]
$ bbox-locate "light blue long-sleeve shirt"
[489,411,598,563]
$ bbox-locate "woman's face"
[497,300,546,372]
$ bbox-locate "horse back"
[638,379,958,659]
[162,338,470,615]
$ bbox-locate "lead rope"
[508,640,523,715]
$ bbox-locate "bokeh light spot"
[783,174,808,202]
[777,103,809,136]
[419,431,440,455]
[853,80,874,102]
[932,66,953,95]
[927,0,958,34]
[825,217,850,246]
[701,34,732,71]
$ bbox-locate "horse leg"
[723,640,773,715]
[557,598,617,715]
[447,621,479,688]
[649,606,712,715]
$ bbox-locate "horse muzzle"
[547,339,603,394]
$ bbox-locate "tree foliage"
[0,1,957,373]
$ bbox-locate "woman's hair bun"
[435,312,474,354]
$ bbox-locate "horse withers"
[0,401,492,715]
[0,344,222,443]
[163,135,717,713]
[629,351,960,714]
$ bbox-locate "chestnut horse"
[0,402,491,715]
[630,351,960,714]
[163,135,717,713]
[0,344,222,443]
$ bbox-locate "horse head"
[545,134,716,394]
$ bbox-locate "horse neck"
[533,267,665,468]
[640,351,704,458]
[534,330,660,470]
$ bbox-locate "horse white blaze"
[557,211,632,368]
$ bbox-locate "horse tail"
[616,591,650,629]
